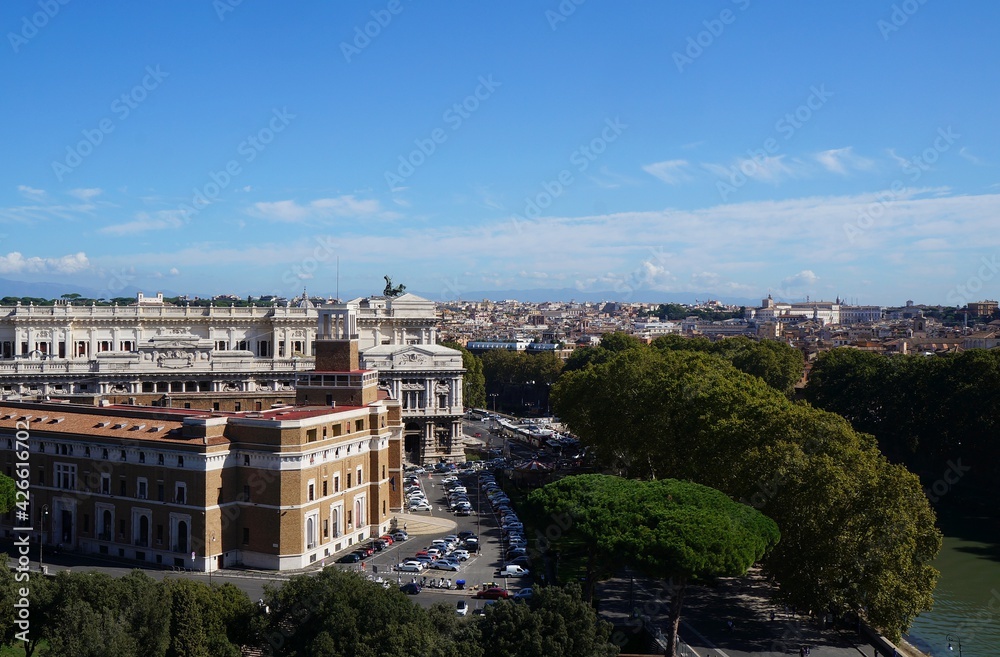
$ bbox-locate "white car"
[496,565,530,577]
[409,501,432,511]
[396,563,423,573]
[400,560,426,570]
[451,549,470,561]
[456,600,469,616]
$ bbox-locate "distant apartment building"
[0,322,403,572]
[967,300,998,317]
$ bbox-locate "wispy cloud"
[959,147,987,166]
[702,154,803,184]
[17,185,46,200]
[0,251,89,275]
[642,160,693,185]
[782,269,819,288]
[69,188,103,201]
[814,147,875,174]
[250,195,399,222]
[100,210,186,235]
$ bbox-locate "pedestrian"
[799,647,804,657]
[770,610,776,621]
[403,523,407,532]
[727,619,734,633]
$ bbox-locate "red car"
[379,534,394,545]
[474,588,510,600]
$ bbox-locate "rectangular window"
[175,483,186,504]
[83,514,90,532]
[101,474,110,495]
[119,519,126,539]
[137,479,148,499]
[307,429,317,443]
[156,525,164,543]
[322,480,328,496]
[242,528,250,545]
[356,467,362,486]
[334,475,340,493]
[157,483,164,502]
[120,480,127,497]
[54,463,76,490]
[355,419,364,432]
[243,485,251,502]
[323,519,329,538]
[308,482,315,501]
[346,473,352,488]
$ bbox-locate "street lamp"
[39,504,49,572]
[209,531,216,585]
[947,634,962,657]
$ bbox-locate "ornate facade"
[0,292,464,465]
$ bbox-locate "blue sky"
[2,1,999,305]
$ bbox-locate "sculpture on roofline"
[383,275,406,297]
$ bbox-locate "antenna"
[336,256,340,302]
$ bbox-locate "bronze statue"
[383,275,406,297]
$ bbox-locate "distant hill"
[0,278,160,301]
[410,288,760,306]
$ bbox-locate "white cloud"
[959,147,987,166]
[251,195,398,222]
[782,270,819,288]
[815,147,875,175]
[0,251,89,275]
[69,188,103,200]
[100,210,186,235]
[168,267,180,276]
[702,154,803,184]
[17,185,46,200]
[642,160,693,185]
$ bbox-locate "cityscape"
[2,2,999,657]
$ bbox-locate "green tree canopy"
[552,344,940,639]
[528,475,778,656]
[442,341,486,408]
[476,584,618,657]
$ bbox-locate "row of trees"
[0,568,618,657]
[479,349,564,415]
[805,347,1000,501]
[638,303,744,322]
[527,475,779,656]
[551,336,940,639]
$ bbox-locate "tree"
[528,476,778,657]
[476,584,618,657]
[260,568,441,657]
[0,474,14,514]
[442,341,486,409]
[552,344,940,639]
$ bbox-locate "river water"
[904,510,1000,656]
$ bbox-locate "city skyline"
[3,2,1000,306]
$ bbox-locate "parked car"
[395,563,423,573]
[336,553,361,563]
[474,587,510,600]
[400,582,422,595]
[505,548,527,560]
[496,565,530,577]
[456,600,469,616]
[409,501,432,511]
[458,530,475,540]
[451,549,470,561]
[379,534,394,545]
[392,531,409,542]
[508,555,531,567]
[512,587,533,601]
[432,560,460,571]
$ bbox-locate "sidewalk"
[596,569,905,657]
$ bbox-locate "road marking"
[681,619,729,657]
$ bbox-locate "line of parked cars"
[479,471,531,568]
[404,472,433,512]
[336,530,409,563]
